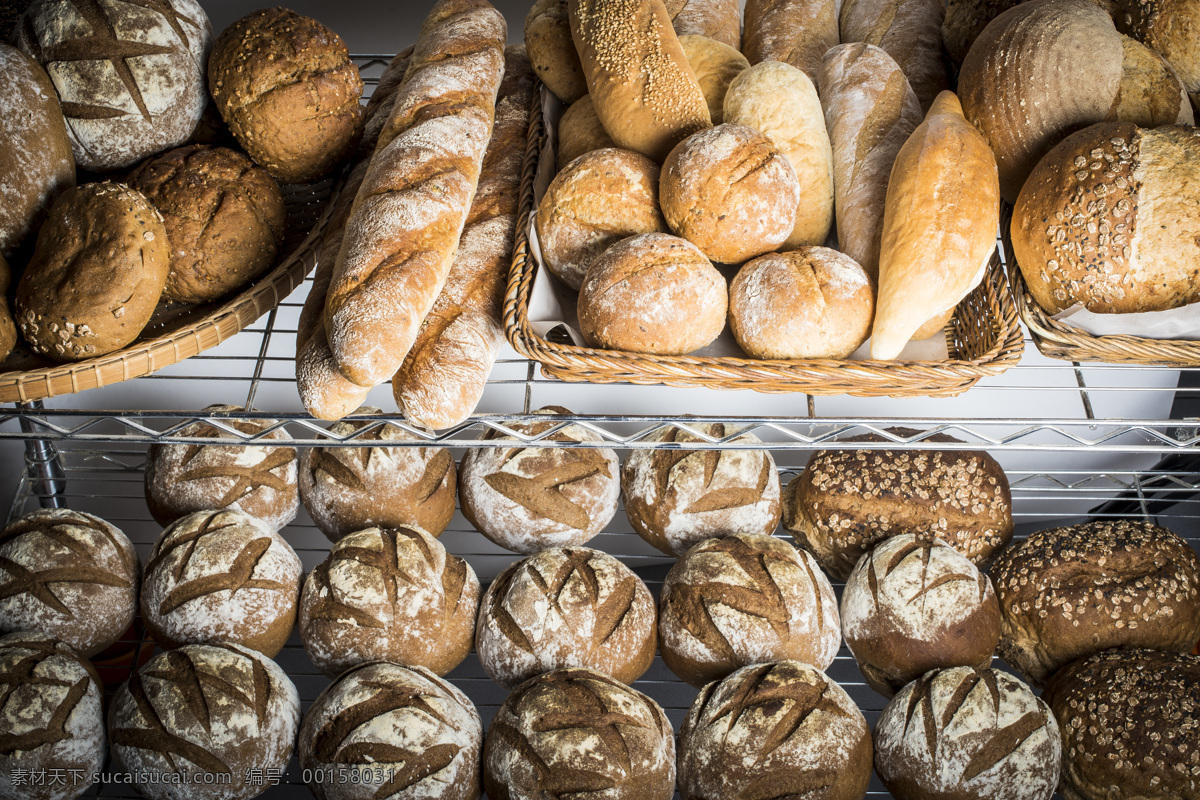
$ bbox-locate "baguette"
[840,0,948,112]
[667,0,743,49]
[743,0,839,85]
[391,45,535,430]
[323,0,507,388]
[357,46,414,159]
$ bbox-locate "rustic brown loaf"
[557,94,617,167]
[299,662,482,800]
[840,0,948,111]
[526,0,588,103]
[1112,0,1200,116]
[817,43,923,281]
[875,667,1061,800]
[744,0,840,85]
[298,525,480,679]
[678,661,873,800]
[484,668,676,800]
[841,535,1001,697]
[941,0,1025,64]
[679,35,749,126]
[476,547,656,687]
[658,533,841,688]
[15,183,169,362]
[0,509,139,658]
[667,0,743,49]
[323,0,506,389]
[1112,35,1194,127]
[0,253,15,363]
[990,519,1200,687]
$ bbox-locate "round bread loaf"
[15,183,169,361]
[459,406,621,553]
[1112,35,1194,127]
[678,660,872,800]
[990,518,1200,687]
[1013,121,1200,314]
[658,533,841,688]
[678,35,749,125]
[144,404,299,531]
[782,432,1014,580]
[126,145,286,304]
[621,423,782,556]
[557,95,616,168]
[578,232,727,355]
[942,0,1025,64]
[0,509,138,658]
[483,667,675,800]
[299,525,479,679]
[298,407,456,542]
[661,124,800,263]
[730,248,875,359]
[476,547,656,688]
[841,534,1001,697]
[667,0,742,49]
[208,8,363,184]
[526,0,587,103]
[17,0,211,172]
[300,662,482,800]
[0,253,14,362]
[141,510,301,658]
[536,148,666,291]
[875,667,1061,800]
[0,632,104,800]
[1044,649,1200,800]
[1116,0,1200,116]
[109,643,299,800]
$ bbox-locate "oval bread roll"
[679,35,749,125]
[557,94,616,167]
[526,0,587,102]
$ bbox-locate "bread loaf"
[941,0,1025,65]
[1113,0,1200,116]
[872,91,1000,360]
[1112,35,1195,127]
[743,0,839,84]
[0,253,14,362]
[840,0,948,111]
[667,0,742,49]
[357,49,414,160]
[557,94,616,167]
[817,43,923,280]
[526,0,587,102]
[323,0,507,389]
[678,35,749,125]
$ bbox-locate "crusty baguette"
[323,0,507,388]
[357,46,414,159]
[391,45,535,430]
[743,0,839,85]
[667,0,743,49]
[840,0,948,112]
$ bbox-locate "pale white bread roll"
[1112,35,1194,127]
[872,91,1000,361]
[678,35,749,125]
[840,0,948,112]
[556,94,616,167]
[665,0,743,49]
[569,0,712,161]
[743,0,840,85]
[525,0,587,102]
[323,0,506,388]
[724,61,835,249]
[818,43,923,281]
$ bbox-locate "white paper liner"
[1051,302,1200,341]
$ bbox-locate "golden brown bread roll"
[557,94,616,167]
[678,35,749,125]
[744,0,840,85]
[526,0,588,102]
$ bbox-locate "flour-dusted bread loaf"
[678,35,749,125]
[658,533,841,687]
[526,0,587,102]
[557,94,616,167]
[476,547,656,687]
[109,643,299,800]
[569,0,712,161]
[744,0,839,85]
[1113,0,1200,116]
[840,0,947,111]
[17,0,211,172]
[818,43,923,280]
[666,0,742,49]
[299,525,480,679]
[678,661,873,800]
[300,662,483,800]
[0,509,138,658]
[1112,35,1194,127]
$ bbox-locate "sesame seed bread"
[526,0,588,103]
[678,35,748,126]
[667,0,743,50]
[556,94,617,168]
[743,0,840,85]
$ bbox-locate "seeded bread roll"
[743,0,840,85]
[0,632,104,800]
[484,668,675,800]
[300,662,483,800]
[1113,0,1200,116]
[1112,35,1194,127]
[476,547,656,687]
[840,0,947,111]
[658,533,841,688]
[678,35,749,125]
[557,95,616,167]
[990,519,1200,687]
[0,253,14,363]
[299,525,480,679]
[678,661,872,800]
[875,667,1061,800]
[526,0,587,103]
[667,0,742,49]
[621,424,782,557]
[0,509,139,658]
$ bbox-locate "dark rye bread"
[484,667,676,800]
[1044,649,1200,800]
[991,519,1200,686]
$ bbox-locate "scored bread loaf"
[840,0,947,111]
[743,0,840,85]
[1113,0,1200,116]
[323,0,507,389]
[666,0,743,49]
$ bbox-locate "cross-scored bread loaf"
[743,0,839,85]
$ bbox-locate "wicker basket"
[0,178,336,404]
[503,86,1025,397]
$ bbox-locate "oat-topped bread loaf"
[991,518,1200,686]
[526,0,587,103]
[459,406,621,553]
[17,0,211,171]
[1043,649,1200,800]
[0,632,104,800]
[783,431,1013,580]
[658,533,841,687]
[109,643,299,800]
[678,661,873,800]
[666,0,742,49]
[621,424,782,557]
[0,509,138,658]
[476,547,656,688]
[875,667,1061,800]
[298,407,456,541]
[144,405,299,531]
[300,662,483,800]
[484,667,676,800]
[298,525,480,679]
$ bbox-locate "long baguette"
[323,0,507,388]
[356,46,414,159]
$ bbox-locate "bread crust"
[744,0,839,84]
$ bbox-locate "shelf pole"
[18,400,66,509]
